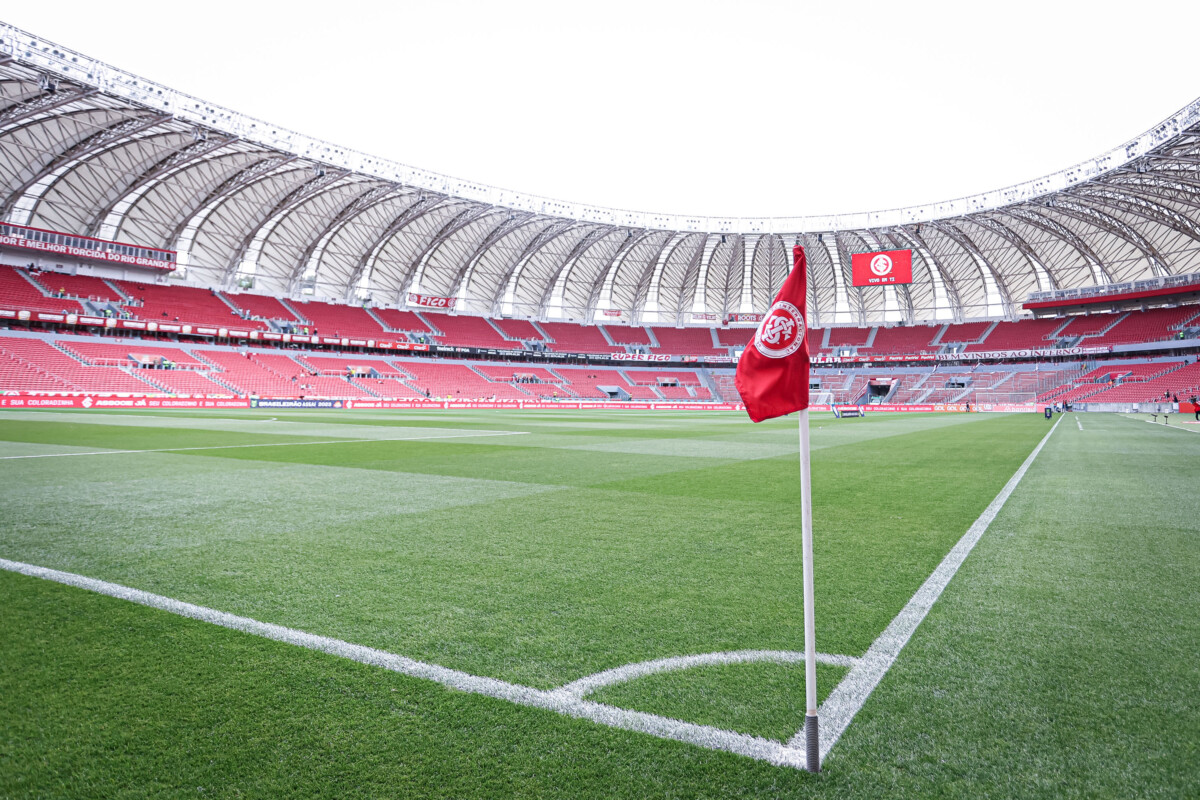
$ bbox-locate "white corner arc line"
[0,557,808,770]
[796,416,1062,759]
[0,430,529,460]
[559,650,861,698]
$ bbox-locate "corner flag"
[735,244,821,772]
[735,245,810,422]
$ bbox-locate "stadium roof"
[3,22,1200,326]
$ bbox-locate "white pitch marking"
[1075,415,1083,431]
[794,416,1062,760]
[0,558,808,769]
[559,649,861,698]
[0,430,529,460]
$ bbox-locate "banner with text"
[851,249,913,287]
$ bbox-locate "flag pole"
[798,407,819,772]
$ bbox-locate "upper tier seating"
[537,322,613,353]
[224,293,304,323]
[373,308,435,334]
[648,327,722,356]
[604,325,653,346]
[863,325,940,354]
[1082,306,1200,347]
[715,327,755,348]
[1056,313,1123,339]
[114,280,266,330]
[964,318,1064,351]
[0,266,84,313]
[285,299,387,339]
[939,322,993,344]
[423,314,513,349]
[825,327,872,348]
[492,318,545,342]
[27,271,123,302]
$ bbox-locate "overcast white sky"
[6,1,1200,219]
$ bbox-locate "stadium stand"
[964,318,1063,351]
[1079,306,1200,347]
[604,325,653,346]
[58,340,207,369]
[224,293,305,324]
[492,318,545,343]
[113,280,266,330]
[136,368,233,396]
[552,367,658,400]
[825,327,872,349]
[400,361,533,400]
[373,308,436,335]
[864,325,940,354]
[423,314,512,349]
[939,322,993,345]
[711,372,737,402]
[0,336,156,392]
[193,350,306,397]
[536,322,613,353]
[26,270,123,302]
[285,299,387,339]
[624,369,703,386]
[1056,313,1122,340]
[648,327,722,356]
[715,327,755,349]
[0,266,84,313]
[294,354,411,377]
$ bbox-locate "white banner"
[406,292,457,310]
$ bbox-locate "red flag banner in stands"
[850,249,913,287]
[735,245,811,423]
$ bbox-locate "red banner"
[851,249,913,287]
[406,292,457,310]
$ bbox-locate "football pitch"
[1,408,1196,798]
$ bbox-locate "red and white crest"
[870,253,893,277]
[754,301,805,359]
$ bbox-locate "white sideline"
[0,557,808,769]
[0,430,528,460]
[792,416,1062,758]
[559,649,861,698]
[0,419,1061,770]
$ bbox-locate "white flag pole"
[798,407,819,772]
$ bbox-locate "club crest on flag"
[755,301,805,358]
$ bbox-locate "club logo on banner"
[851,249,913,286]
[754,302,805,358]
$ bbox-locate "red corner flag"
[735,245,811,422]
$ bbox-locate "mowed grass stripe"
[822,413,1200,797]
[3,410,1193,797]
[0,569,812,799]
[0,411,1050,690]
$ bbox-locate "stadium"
[1,14,1198,799]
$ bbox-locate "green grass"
[1,409,1196,797]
